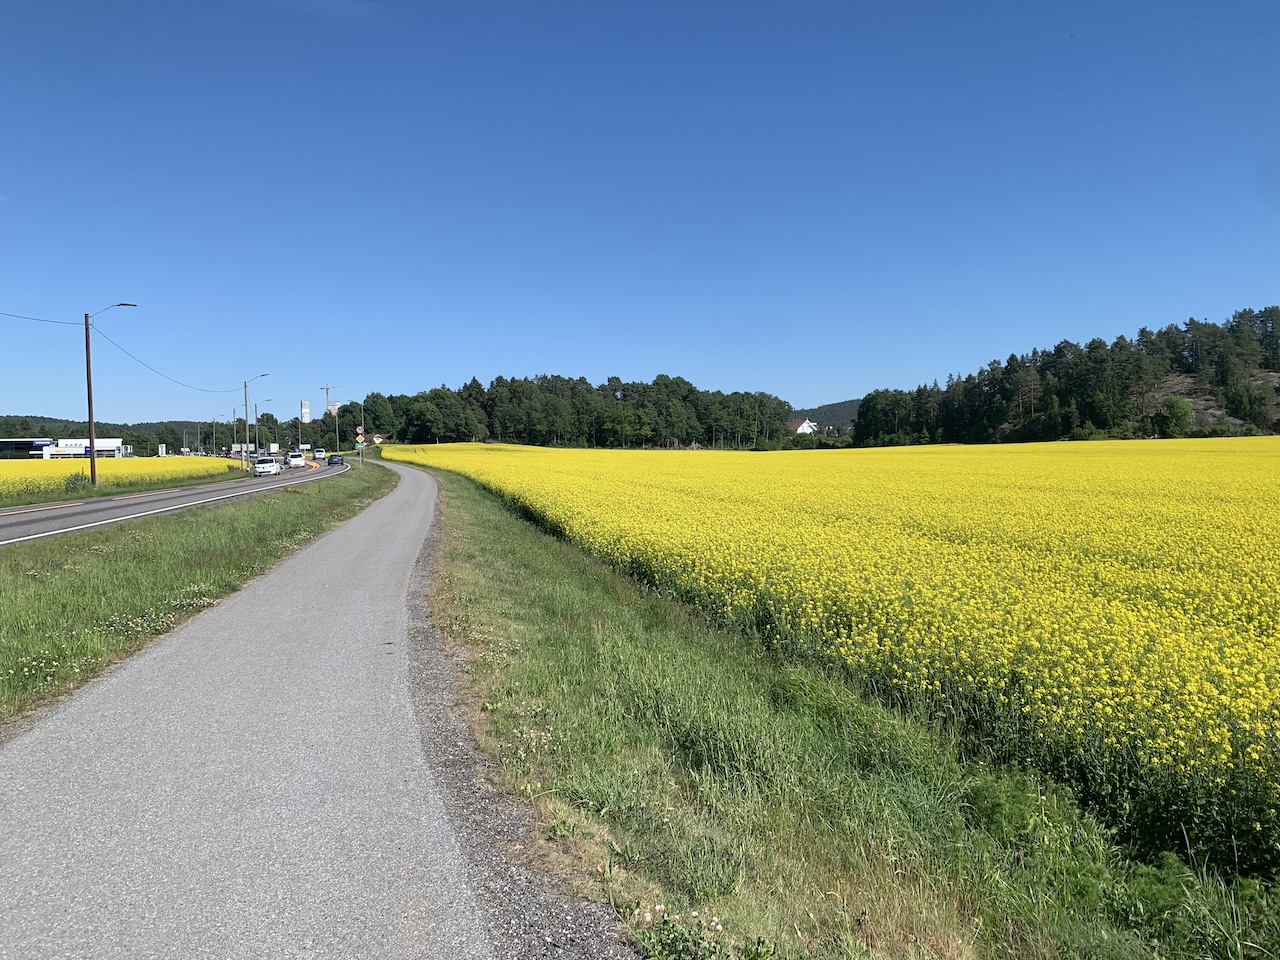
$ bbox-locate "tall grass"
[0,465,397,721]
[426,467,1279,960]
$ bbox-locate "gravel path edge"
[404,479,640,960]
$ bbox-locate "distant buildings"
[0,437,132,459]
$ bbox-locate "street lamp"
[84,302,136,487]
[242,373,268,470]
[254,399,273,457]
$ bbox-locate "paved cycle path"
[0,462,495,959]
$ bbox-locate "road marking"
[112,488,181,501]
[0,501,86,517]
[0,467,347,548]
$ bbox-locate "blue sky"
[2,0,1277,425]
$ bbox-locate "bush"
[63,471,90,493]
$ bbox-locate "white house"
[786,418,819,435]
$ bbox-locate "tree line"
[851,307,1279,447]
[346,375,792,450]
[1,376,793,455]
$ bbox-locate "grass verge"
[0,463,397,723]
[426,468,1279,960]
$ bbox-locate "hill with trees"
[792,398,861,432]
[850,307,1279,447]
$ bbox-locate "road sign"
[356,425,364,435]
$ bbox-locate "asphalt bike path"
[0,462,495,959]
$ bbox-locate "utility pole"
[84,303,135,487]
[255,400,273,456]
[85,314,97,486]
[242,373,269,469]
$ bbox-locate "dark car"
[327,454,344,465]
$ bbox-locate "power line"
[0,309,79,326]
[92,326,239,394]
[5,304,239,395]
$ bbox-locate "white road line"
[0,466,347,548]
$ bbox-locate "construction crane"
[320,384,342,415]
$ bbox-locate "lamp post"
[242,373,269,471]
[254,399,273,457]
[84,303,136,487]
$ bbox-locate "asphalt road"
[0,460,343,547]
[0,461,494,959]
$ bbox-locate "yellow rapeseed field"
[386,438,1280,849]
[0,456,241,500]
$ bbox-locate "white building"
[44,438,132,458]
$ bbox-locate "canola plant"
[386,438,1280,865]
[0,456,240,500]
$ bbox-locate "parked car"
[285,451,305,468]
[253,456,281,477]
[327,454,345,466]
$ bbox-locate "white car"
[253,456,281,476]
[285,451,305,468]
[313,448,326,460]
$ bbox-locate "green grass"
[0,463,397,722]
[426,467,1279,960]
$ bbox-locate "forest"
[849,307,1279,446]
[361,375,792,449]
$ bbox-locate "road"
[0,460,344,547]
[0,460,495,959]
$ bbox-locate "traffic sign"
[356,425,364,435]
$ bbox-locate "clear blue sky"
[3,0,1277,425]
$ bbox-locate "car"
[253,456,281,476]
[327,454,345,465]
[312,448,326,460]
[285,451,305,468]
